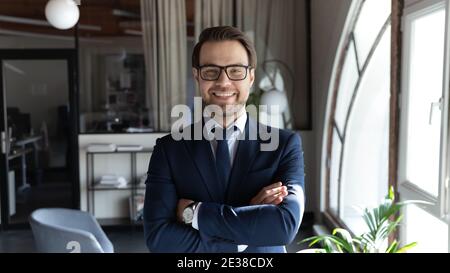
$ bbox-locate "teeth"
[213,92,236,97]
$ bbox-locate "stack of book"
[126,127,154,133]
[96,175,128,188]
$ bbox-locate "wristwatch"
[182,202,198,225]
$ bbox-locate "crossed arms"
[143,133,304,253]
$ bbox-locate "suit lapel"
[226,118,260,203]
[183,123,225,203]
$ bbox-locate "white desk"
[8,136,42,192]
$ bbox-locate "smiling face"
[194,40,255,117]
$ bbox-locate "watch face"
[183,207,194,224]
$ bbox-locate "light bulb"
[260,90,288,114]
[45,0,80,30]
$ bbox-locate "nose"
[215,68,232,86]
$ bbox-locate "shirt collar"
[233,112,247,134]
[204,112,247,138]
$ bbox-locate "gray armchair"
[29,208,114,253]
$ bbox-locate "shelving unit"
[85,148,152,225]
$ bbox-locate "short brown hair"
[192,26,257,69]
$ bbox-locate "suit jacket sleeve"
[143,138,238,253]
[198,133,305,246]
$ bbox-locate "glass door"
[0,49,79,228]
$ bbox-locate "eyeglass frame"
[195,64,253,81]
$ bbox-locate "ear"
[249,68,255,87]
[192,68,199,82]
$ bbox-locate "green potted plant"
[300,187,429,253]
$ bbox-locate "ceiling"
[0,0,194,38]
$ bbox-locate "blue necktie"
[215,128,231,189]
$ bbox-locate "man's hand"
[178,182,287,222]
[177,198,194,223]
[250,182,288,205]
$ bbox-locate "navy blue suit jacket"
[143,118,305,253]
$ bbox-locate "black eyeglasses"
[196,65,252,81]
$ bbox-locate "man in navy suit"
[143,26,305,253]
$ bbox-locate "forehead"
[199,40,249,66]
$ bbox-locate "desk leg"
[18,146,30,193]
[33,142,40,185]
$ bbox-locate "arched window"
[324,0,450,252]
[322,0,391,235]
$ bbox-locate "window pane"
[353,0,391,65]
[329,128,342,215]
[79,51,148,133]
[77,1,155,133]
[335,42,359,131]
[341,28,390,235]
[404,8,445,196]
[405,204,448,253]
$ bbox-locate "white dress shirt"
[191,112,248,252]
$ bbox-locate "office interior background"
[0,0,449,253]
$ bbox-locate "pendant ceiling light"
[45,0,80,30]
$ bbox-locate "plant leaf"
[332,228,356,253]
[323,237,336,253]
[300,235,345,253]
[298,185,423,254]
[363,209,377,234]
[386,240,399,253]
[389,186,395,201]
[396,242,417,253]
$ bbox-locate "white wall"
[287,0,314,213]
[309,0,353,218]
[298,130,315,213]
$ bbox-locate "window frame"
[398,0,450,252]
[399,0,450,221]
[321,0,364,231]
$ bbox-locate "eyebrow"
[199,63,248,67]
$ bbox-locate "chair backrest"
[29,208,114,253]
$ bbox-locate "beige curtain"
[141,0,187,131]
[195,0,234,42]
[236,0,310,129]
[193,0,234,97]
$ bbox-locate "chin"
[224,104,246,115]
